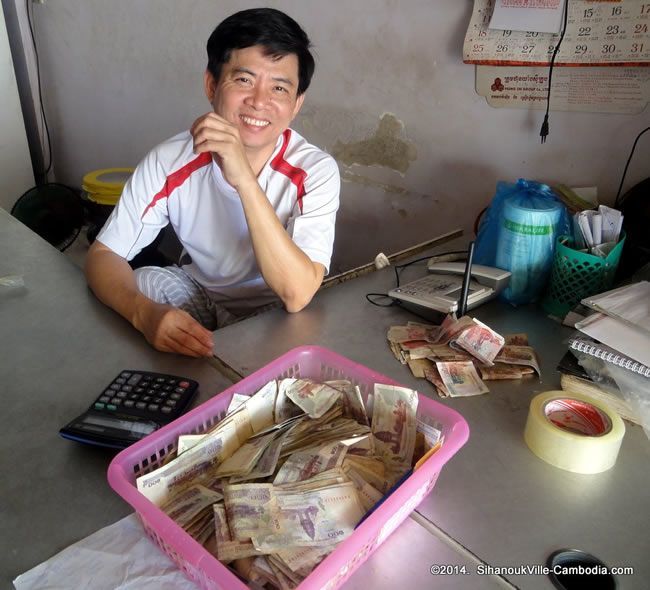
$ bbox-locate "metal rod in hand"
[458,241,475,317]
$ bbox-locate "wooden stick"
[321,229,464,290]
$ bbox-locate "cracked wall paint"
[339,170,406,194]
[331,113,417,175]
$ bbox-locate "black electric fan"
[11,183,84,252]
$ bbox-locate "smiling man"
[84,8,340,357]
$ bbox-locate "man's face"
[205,45,305,157]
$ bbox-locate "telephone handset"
[387,261,511,314]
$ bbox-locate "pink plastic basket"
[108,345,469,590]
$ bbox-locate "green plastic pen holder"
[541,232,626,318]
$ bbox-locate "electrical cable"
[539,0,569,144]
[25,0,53,181]
[364,249,468,308]
[614,126,650,209]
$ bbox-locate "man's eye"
[237,77,250,84]
[274,86,287,93]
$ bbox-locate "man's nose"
[245,84,269,109]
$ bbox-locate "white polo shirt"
[97,128,340,311]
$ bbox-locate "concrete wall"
[0,2,33,211]
[22,0,650,272]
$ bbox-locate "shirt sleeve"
[286,154,340,274]
[96,148,171,261]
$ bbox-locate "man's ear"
[291,93,306,120]
[204,69,217,102]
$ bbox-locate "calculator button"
[179,381,190,388]
[129,393,139,400]
[109,383,120,390]
[115,377,126,385]
[116,391,127,399]
[174,387,186,394]
[147,389,157,395]
[99,396,110,403]
[110,398,122,406]
[120,371,132,378]
[165,400,177,408]
[121,385,133,392]
[104,389,114,397]
[143,396,151,402]
[94,402,105,410]
[136,402,147,410]
[151,383,161,390]
[159,391,168,398]
[124,400,135,408]
[155,377,165,383]
[148,404,160,412]
[167,379,177,385]
[170,393,182,400]
[127,374,142,386]
[107,404,117,411]
[163,385,173,392]
[153,397,163,404]
[135,387,145,393]
[161,406,172,414]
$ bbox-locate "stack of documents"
[573,205,623,257]
[560,282,650,424]
[577,281,650,368]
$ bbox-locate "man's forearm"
[84,242,148,329]
[237,179,324,312]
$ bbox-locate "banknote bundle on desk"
[135,377,439,589]
[388,314,541,397]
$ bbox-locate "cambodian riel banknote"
[451,318,505,365]
[273,440,348,485]
[371,384,418,472]
[435,361,489,397]
[494,345,541,376]
[284,379,342,419]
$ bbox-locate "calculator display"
[81,414,158,437]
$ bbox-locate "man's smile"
[240,115,270,127]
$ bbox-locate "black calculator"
[59,370,199,449]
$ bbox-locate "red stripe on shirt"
[140,151,212,219]
[270,129,307,214]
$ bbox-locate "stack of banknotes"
[387,314,541,397]
[136,377,441,589]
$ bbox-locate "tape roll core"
[524,391,625,474]
[544,398,612,437]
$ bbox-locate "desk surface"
[0,210,234,587]
[212,245,650,589]
[1,212,506,590]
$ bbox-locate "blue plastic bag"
[474,178,570,305]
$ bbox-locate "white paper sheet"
[489,0,566,34]
[13,514,198,590]
[576,313,650,367]
[582,281,650,334]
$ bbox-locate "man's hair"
[207,8,315,96]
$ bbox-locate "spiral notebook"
[568,335,650,378]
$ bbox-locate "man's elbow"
[278,263,325,313]
[283,290,315,313]
[281,280,321,313]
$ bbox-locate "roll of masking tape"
[524,391,625,474]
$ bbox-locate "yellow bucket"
[82,168,134,206]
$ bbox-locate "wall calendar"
[463,0,650,67]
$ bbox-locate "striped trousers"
[134,265,236,329]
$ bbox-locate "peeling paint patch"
[331,113,417,175]
[340,170,406,194]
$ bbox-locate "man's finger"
[170,328,213,357]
